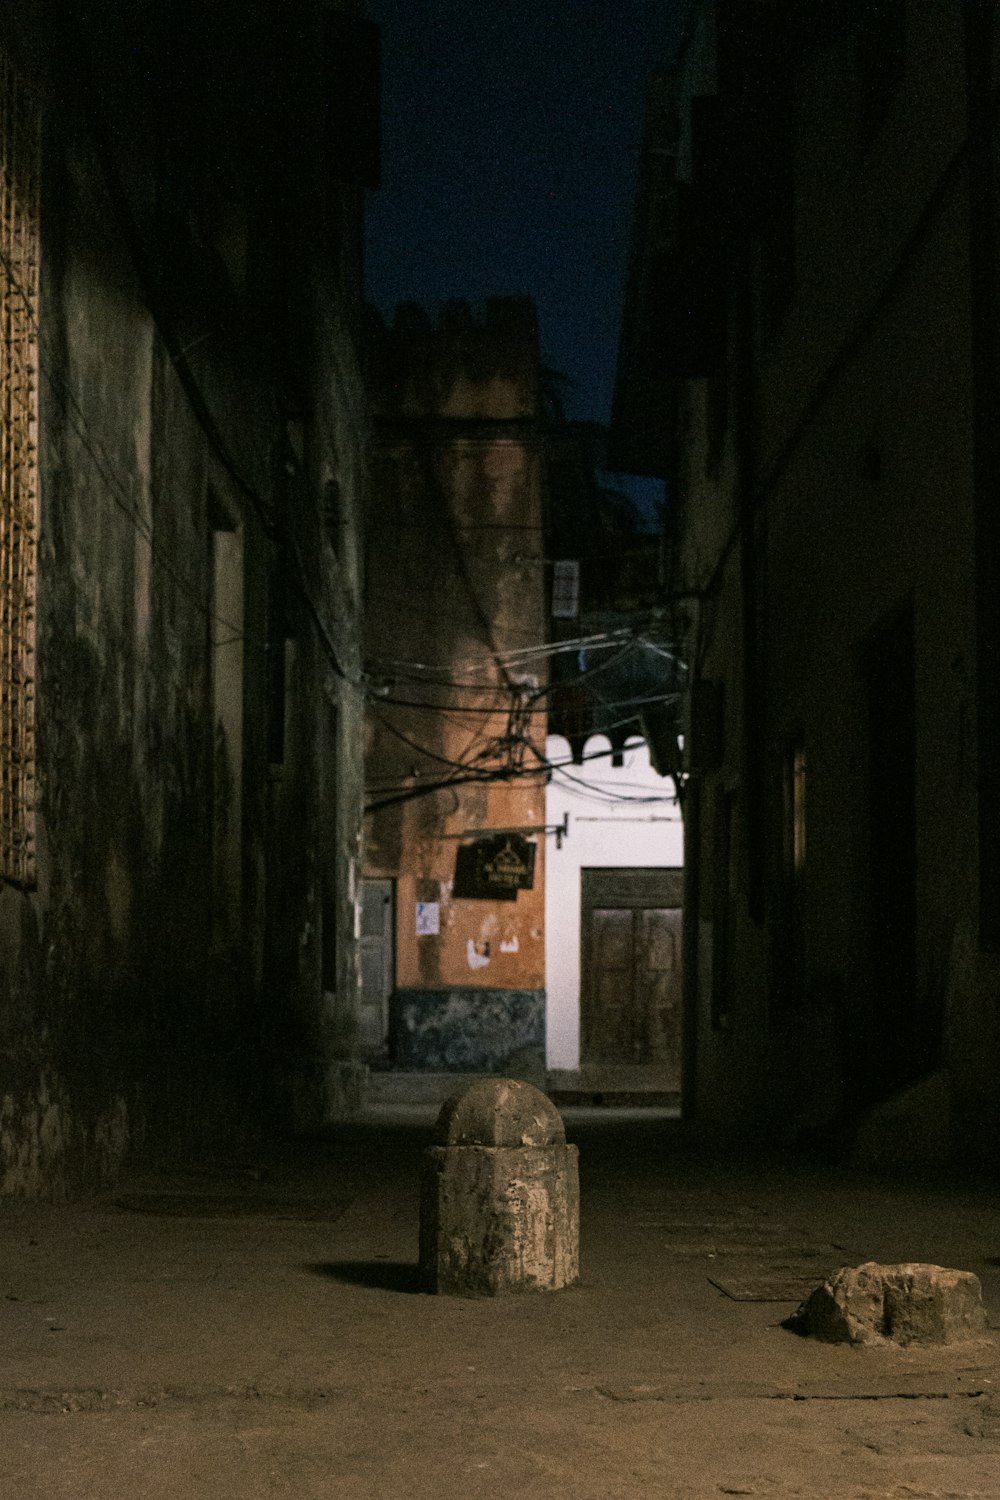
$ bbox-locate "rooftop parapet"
[367,297,539,421]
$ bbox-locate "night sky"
[365,1,688,430]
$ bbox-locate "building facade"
[615,0,1000,1157]
[0,0,376,1194]
[362,300,550,1075]
[544,733,683,1089]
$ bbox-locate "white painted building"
[544,734,683,1076]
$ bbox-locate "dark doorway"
[580,867,682,1080]
[863,607,924,1099]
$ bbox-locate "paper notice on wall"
[415,902,439,936]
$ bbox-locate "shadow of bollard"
[303,1260,426,1294]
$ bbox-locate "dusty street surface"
[1,1109,999,1498]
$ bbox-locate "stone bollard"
[419,1078,579,1296]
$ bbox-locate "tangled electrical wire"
[364,628,684,814]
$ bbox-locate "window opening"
[551,558,580,619]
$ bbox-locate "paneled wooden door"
[581,868,682,1071]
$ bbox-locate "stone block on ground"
[419,1078,579,1297]
[785,1261,989,1346]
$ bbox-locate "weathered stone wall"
[363,301,547,1063]
[0,0,370,1195]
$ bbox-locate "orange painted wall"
[364,300,547,994]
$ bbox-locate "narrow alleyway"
[1,1110,998,1499]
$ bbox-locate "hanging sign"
[453,834,536,901]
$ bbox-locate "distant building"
[0,0,378,1193]
[543,418,682,766]
[362,300,548,1075]
[544,734,683,1091]
[362,300,683,1093]
[614,1,1000,1160]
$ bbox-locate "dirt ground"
[1,1107,999,1498]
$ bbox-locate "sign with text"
[453,834,536,901]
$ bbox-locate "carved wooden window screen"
[0,54,39,887]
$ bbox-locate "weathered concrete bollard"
[419,1078,579,1296]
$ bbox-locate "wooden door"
[636,905,682,1061]
[582,868,682,1069]
[359,878,394,1054]
[589,908,634,1061]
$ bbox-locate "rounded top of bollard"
[434,1078,567,1148]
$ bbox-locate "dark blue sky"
[365,1,688,427]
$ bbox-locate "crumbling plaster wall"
[364,302,547,1066]
[0,6,369,1194]
[0,119,250,1195]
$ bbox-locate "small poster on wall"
[415,901,440,936]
